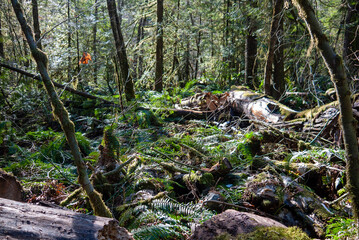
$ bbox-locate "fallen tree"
[0,197,133,240]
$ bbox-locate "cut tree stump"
[0,198,133,240]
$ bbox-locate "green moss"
[298,140,312,151]
[236,226,311,240]
[199,172,215,186]
[183,172,215,187]
[251,172,269,183]
[294,101,338,120]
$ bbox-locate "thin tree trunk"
[11,0,112,218]
[155,0,164,92]
[194,13,201,79]
[293,0,359,221]
[343,0,359,86]
[67,0,72,82]
[32,0,42,50]
[172,0,180,77]
[272,0,284,100]
[182,41,190,87]
[93,0,98,84]
[75,0,81,87]
[138,17,145,79]
[245,33,257,90]
[106,0,135,101]
[0,12,4,59]
[264,0,284,97]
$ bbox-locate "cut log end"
[0,198,133,240]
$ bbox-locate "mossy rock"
[183,172,215,187]
[235,226,311,240]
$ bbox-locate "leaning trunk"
[343,0,359,87]
[11,0,112,218]
[293,0,359,220]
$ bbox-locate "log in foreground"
[0,198,133,240]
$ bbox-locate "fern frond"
[132,223,185,240]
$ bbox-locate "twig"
[103,156,135,177]
[203,199,283,222]
[151,147,203,171]
[0,62,121,107]
[178,142,208,159]
[324,192,349,206]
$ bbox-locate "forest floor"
[0,84,355,239]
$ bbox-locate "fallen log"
[0,197,133,240]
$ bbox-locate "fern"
[132,223,185,240]
[127,198,216,239]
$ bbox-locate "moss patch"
[235,226,311,240]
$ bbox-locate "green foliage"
[126,198,215,240]
[326,217,357,240]
[234,226,311,240]
[132,223,185,240]
[0,121,13,144]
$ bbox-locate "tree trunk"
[182,41,191,87]
[137,18,146,79]
[343,0,359,88]
[273,6,285,100]
[264,0,284,97]
[194,14,201,80]
[0,12,4,59]
[11,0,112,218]
[106,0,135,101]
[93,0,98,84]
[245,33,257,90]
[32,0,42,50]
[75,0,81,88]
[134,15,146,80]
[0,198,133,240]
[67,0,72,82]
[293,0,359,221]
[155,0,164,92]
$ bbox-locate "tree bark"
[106,0,135,101]
[0,198,133,240]
[343,0,359,86]
[155,0,164,92]
[93,0,98,84]
[32,0,42,50]
[10,0,112,218]
[293,0,359,220]
[245,33,257,90]
[264,0,284,97]
[134,15,146,80]
[67,0,72,82]
[273,6,285,100]
[0,12,4,59]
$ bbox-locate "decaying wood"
[228,86,298,123]
[0,197,133,240]
[177,86,298,123]
[0,169,23,202]
[175,86,354,145]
